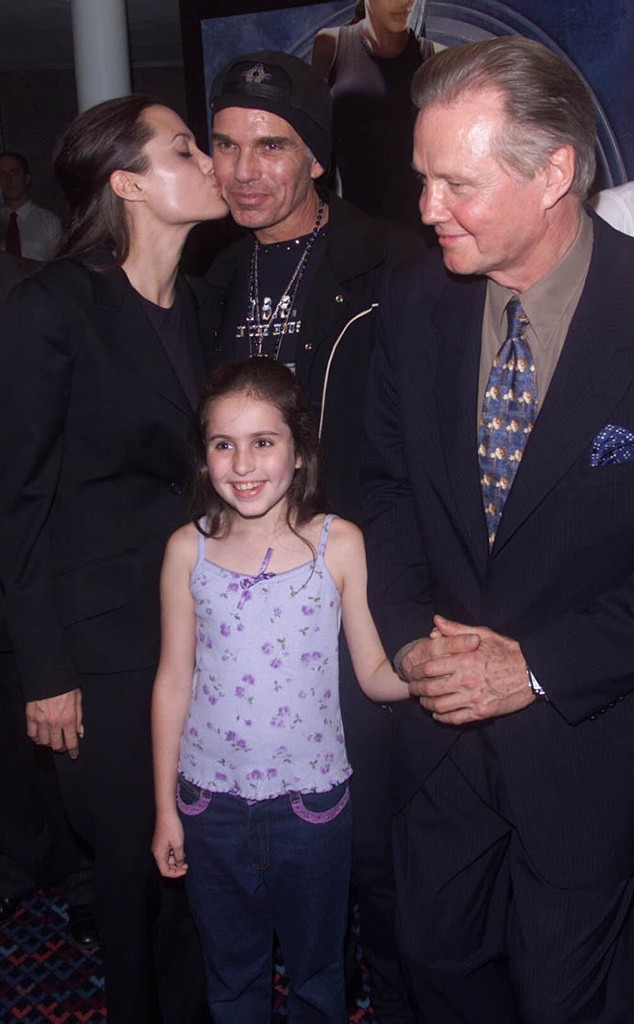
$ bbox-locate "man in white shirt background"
[591,179,634,237]
[0,151,61,262]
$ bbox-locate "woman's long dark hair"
[54,94,160,265]
[191,360,327,539]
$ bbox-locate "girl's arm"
[327,519,410,702]
[151,524,198,877]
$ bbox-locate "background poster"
[183,0,634,189]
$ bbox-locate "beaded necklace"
[245,198,326,360]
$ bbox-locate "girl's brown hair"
[191,360,327,538]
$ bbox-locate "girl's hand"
[152,812,188,878]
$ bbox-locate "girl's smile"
[232,480,265,493]
[229,479,269,502]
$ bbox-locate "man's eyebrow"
[210,131,295,148]
[255,135,293,147]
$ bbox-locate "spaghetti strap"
[193,517,207,573]
[316,514,336,561]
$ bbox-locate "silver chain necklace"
[246,198,326,360]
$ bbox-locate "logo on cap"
[242,63,272,86]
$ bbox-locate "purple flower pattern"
[178,516,351,799]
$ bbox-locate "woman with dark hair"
[312,0,435,228]
[0,95,227,1024]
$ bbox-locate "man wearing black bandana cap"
[206,50,423,1023]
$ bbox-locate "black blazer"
[0,256,217,701]
[363,212,634,888]
[0,252,41,309]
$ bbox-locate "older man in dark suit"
[363,36,634,1023]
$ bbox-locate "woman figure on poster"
[0,95,227,1024]
[312,0,435,229]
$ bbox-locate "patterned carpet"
[0,889,105,1023]
[0,889,374,1023]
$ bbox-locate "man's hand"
[26,688,83,758]
[402,615,534,725]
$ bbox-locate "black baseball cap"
[210,50,332,169]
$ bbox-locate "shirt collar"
[488,210,593,349]
[11,199,34,220]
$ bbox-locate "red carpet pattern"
[1,889,374,1022]
[0,890,105,1022]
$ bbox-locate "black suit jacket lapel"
[494,218,634,551]
[91,266,194,415]
[178,275,209,393]
[430,275,490,569]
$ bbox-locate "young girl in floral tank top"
[152,359,406,1023]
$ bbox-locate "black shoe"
[0,895,20,927]
[68,903,99,951]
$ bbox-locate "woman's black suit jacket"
[0,255,217,702]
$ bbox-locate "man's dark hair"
[0,152,30,177]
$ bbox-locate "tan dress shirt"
[478,211,594,422]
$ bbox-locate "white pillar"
[70,0,132,112]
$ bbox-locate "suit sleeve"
[361,270,434,659]
[0,274,82,701]
[521,583,634,725]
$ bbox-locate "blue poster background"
[425,1,634,186]
[201,0,634,188]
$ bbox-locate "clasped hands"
[401,615,534,725]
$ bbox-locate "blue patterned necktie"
[478,296,538,546]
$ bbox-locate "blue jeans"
[178,777,352,1024]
